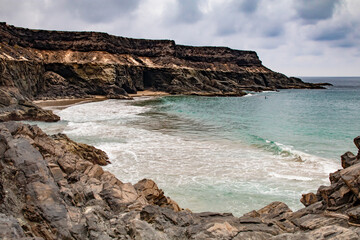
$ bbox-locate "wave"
[268,173,314,181]
[35,96,343,215]
[249,135,340,177]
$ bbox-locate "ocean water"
[32,77,360,216]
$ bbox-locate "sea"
[31,77,360,216]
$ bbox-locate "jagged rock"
[0,87,59,122]
[134,179,181,212]
[0,122,182,239]
[233,231,273,240]
[347,206,360,224]
[2,122,360,239]
[51,133,110,166]
[300,193,318,207]
[128,219,168,240]
[272,225,360,240]
[0,213,42,240]
[292,213,348,230]
[341,151,359,169]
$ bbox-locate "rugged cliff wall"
[0,22,324,96]
[0,22,326,121]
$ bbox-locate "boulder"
[341,151,359,169]
[0,87,60,122]
[134,178,181,212]
[300,193,318,207]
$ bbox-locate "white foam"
[37,99,341,215]
[269,173,313,181]
[57,99,149,122]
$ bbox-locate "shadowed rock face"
[0,23,319,98]
[1,122,360,239]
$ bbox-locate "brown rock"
[292,214,348,230]
[346,206,360,224]
[233,231,273,240]
[0,87,60,122]
[52,133,109,166]
[85,164,104,179]
[134,179,181,212]
[255,201,293,221]
[300,193,318,207]
[206,222,238,238]
[341,151,359,169]
[272,225,359,240]
[340,163,360,201]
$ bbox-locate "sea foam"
[34,98,340,215]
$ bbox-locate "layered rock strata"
[1,121,360,239]
[0,22,327,121]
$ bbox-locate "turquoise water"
[139,77,360,160]
[32,77,360,216]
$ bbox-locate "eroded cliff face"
[0,22,322,101]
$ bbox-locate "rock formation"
[0,22,328,121]
[1,121,360,239]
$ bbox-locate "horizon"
[1,0,359,77]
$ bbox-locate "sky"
[0,0,359,76]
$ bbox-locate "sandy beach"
[34,96,108,110]
[34,91,170,109]
[128,90,170,97]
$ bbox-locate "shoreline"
[34,96,108,110]
[128,90,171,97]
[34,91,170,109]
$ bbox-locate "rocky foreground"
[0,121,360,239]
[0,22,328,122]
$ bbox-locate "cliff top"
[0,22,261,66]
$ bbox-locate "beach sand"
[34,91,170,109]
[129,90,170,97]
[34,96,108,110]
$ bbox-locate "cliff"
[0,22,326,121]
[1,122,360,239]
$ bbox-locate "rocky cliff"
[1,122,360,239]
[0,22,327,121]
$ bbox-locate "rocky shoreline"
[1,22,329,122]
[1,23,356,239]
[0,121,360,239]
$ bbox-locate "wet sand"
[34,96,108,110]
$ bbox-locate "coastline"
[34,96,108,110]
[0,21,358,238]
[128,90,171,97]
[34,91,170,110]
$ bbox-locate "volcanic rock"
[1,122,360,239]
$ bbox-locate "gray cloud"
[295,0,340,23]
[313,25,351,41]
[238,0,260,14]
[175,0,203,24]
[263,26,283,38]
[68,0,141,23]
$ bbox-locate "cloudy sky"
[1,0,359,76]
